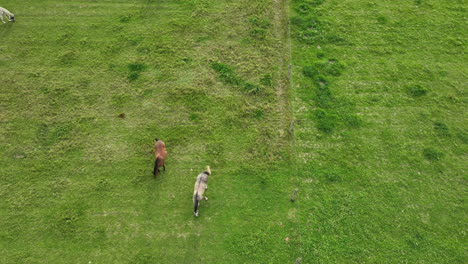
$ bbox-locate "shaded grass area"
[0,0,295,263]
[291,0,466,263]
[210,61,263,94]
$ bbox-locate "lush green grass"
[0,0,466,263]
[290,0,466,263]
[0,0,295,263]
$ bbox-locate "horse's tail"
[193,193,199,216]
[153,157,161,177]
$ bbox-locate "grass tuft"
[119,14,134,23]
[210,62,242,86]
[314,84,333,108]
[343,114,363,128]
[127,63,147,81]
[303,60,345,79]
[434,122,450,137]
[406,84,428,97]
[127,72,140,81]
[423,147,444,161]
[377,16,389,24]
[249,16,270,40]
[314,109,338,133]
[128,63,147,72]
[210,62,263,94]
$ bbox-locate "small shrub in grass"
[406,84,428,97]
[210,62,242,85]
[296,4,312,14]
[251,28,267,39]
[343,114,363,128]
[423,147,444,161]
[253,108,265,120]
[326,59,346,76]
[314,85,333,108]
[249,17,270,39]
[291,15,321,32]
[317,51,326,59]
[303,60,345,79]
[189,113,201,121]
[128,63,147,72]
[128,72,140,81]
[302,60,345,79]
[53,122,74,140]
[119,15,132,23]
[302,65,319,79]
[127,63,147,81]
[314,109,337,133]
[315,75,329,88]
[210,61,262,94]
[377,16,388,24]
[434,122,450,137]
[291,5,325,44]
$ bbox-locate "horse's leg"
[153,159,159,177]
[163,164,166,171]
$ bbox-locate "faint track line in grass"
[273,0,304,261]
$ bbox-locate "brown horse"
[153,138,167,178]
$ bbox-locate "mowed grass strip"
[291,0,466,263]
[0,0,296,263]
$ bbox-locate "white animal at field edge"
[0,7,15,23]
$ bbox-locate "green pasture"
[291,0,466,263]
[0,0,466,263]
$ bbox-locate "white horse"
[0,7,15,23]
[193,166,211,216]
